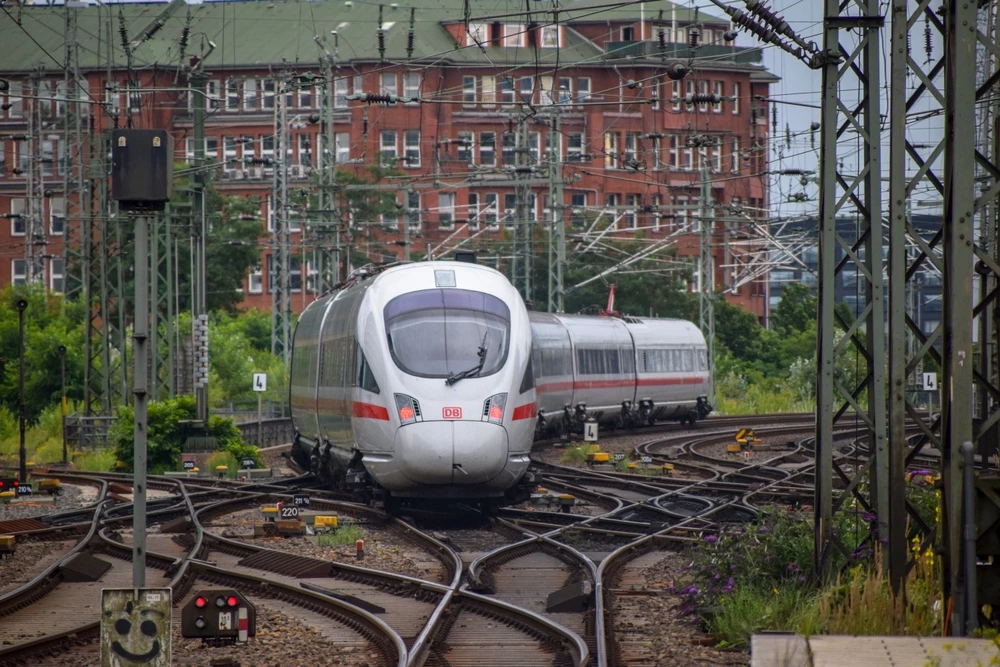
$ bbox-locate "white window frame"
[7,81,23,118]
[479,131,496,166]
[651,77,661,110]
[207,80,221,110]
[49,257,64,293]
[712,137,722,172]
[672,80,681,111]
[297,134,312,167]
[625,194,639,229]
[558,77,573,104]
[577,77,591,103]
[713,81,723,113]
[652,194,663,232]
[484,193,499,227]
[540,76,555,106]
[226,79,240,111]
[380,130,398,164]
[621,25,636,41]
[49,196,65,235]
[676,196,689,231]
[467,192,480,228]
[604,132,619,169]
[519,77,534,105]
[223,136,238,172]
[481,75,496,107]
[438,192,455,229]
[9,198,25,236]
[732,82,741,115]
[462,76,477,108]
[624,133,638,165]
[262,79,276,110]
[732,138,740,173]
[335,132,350,163]
[457,131,474,164]
[334,78,348,108]
[249,267,263,294]
[11,259,27,286]
[403,72,420,103]
[404,130,421,167]
[503,24,525,47]
[685,80,695,111]
[244,79,258,110]
[567,133,583,162]
[540,25,561,48]
[501,78,515,107]
[651,136,662,170]
[298,85,314,109]
[406,191,421,228]
[380,72,397,100]
[466,22,489,46]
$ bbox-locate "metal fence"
[234,418,294,448]
[64,414,117,449]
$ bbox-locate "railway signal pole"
[698,163,716,408]
[547,113,565,313]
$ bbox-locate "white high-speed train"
[289,261,712,507]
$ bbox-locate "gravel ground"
[207,508,443,581]
[29,603,384,667]
[0,538,78,595]
[694,430,810,463]
[611,551,747,666]
[0,483,97,521]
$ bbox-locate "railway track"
[1,411,956,666]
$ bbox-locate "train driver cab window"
[358,350,381,393]
[384,289,510,379]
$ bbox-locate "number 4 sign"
[253,373,267,393]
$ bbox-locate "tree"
[714,298,763,360]
[771,283,817,336]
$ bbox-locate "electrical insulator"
[924,14,932,65]
[378,31,385,60]
[688,29,699,48]
[683,93,721,105]
[657,27,666,50]
[179,26,190,53]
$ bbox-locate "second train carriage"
[530,312,712,437]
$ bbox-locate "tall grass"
[204,451,240,478]
[74,449,117,472]
[317,524,365,547]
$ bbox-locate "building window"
[502,132,516,167]
[713,81,723,113]
[9,198,25,236]
[503,24,525,47]
[624,133,638,167]
[604,133,619,169]
[463,76,477,107]
[544,132,562,160]
[652,194,663,232]
[298,134,313,167]
[206,80,221,110]
[223,136,238,172]
[682,138,693,170]
[625,194,639,229]
[698,80,709,112]
[668,135,679,168]
[621,25,635,41]
[262,80,276,109]
[299,85,314,109]
[11,259,27,286]
[107,82,121,115]
[467,22,488,46]
[519,77,534,105]
[571,193,586,226]
[484,193,498,227]
[244,79,258,110]
[732,138,741,173]
[6,81,23,118]
[501,78,515,107]
[540,25,560,48]
[380,130,397,164]
[226,79,240,110]
[650,136,662,169]
[503,194,517,224]
[404,130,421,167]
[606,194,620,228]
[651,77,661,110]
[333,78,348,108]
[672,80,681,111]
[457,131,474,164]
[127,80,142,114]
[528,132,540,164]
[50,197,65,235]
[481,75,496,107]
[732,82,741,114]
[540,76,555,106]
[50,258,64,293]
[577,77,591,102]
[381,73,397,101]
[677,196,691,231]
[335,132,350,163]
[480,131,496,166]
[711,137,722,171]
[289,257,302,293]
[567,133,583,162]
[406,190,421,227]
[404,73,420,102]
[468,192,479,227]
[558,77,573,104]
[438,192,455,228]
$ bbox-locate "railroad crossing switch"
[546,580,592,613]
[0,535,15,559]
[661,464,674,475]
[735,428,762,447]
[313,516,339,530]
[559,494,575,513]
[37,479,62,495]
[216,465,228,479]
[727,443,743,454]
[260,504,279,521]
[626,462,637,471]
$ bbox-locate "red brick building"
[0,0,773,320]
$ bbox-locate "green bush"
[110,395,259,473]
[560,445,590,465]
[74,448,117,472]
[205,451,240,478]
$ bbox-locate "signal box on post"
[181,589,256,645]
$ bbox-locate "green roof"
[0,0,731,73]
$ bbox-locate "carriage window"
[683,350,694,372]
[576,348,621,375]
[697,349,707,370]
[519,357,534,393]
[620,348,634,374]
[384,289,510,378]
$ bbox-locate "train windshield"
[384,289,510,378]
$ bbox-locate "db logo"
[442,407,463,419]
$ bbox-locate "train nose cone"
[395,421,509,485]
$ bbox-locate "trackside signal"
[181,589,255,645]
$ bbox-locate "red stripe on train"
[351,401,390,420]
[512,403,537,420]
[536,376,705,394]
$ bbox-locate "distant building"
[767,214,943,335]
[0,0,774,318]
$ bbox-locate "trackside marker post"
[357,539,364,560]
[238,607,248,642]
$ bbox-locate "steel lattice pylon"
[62,3,87,302]
[815,0,889,583]
[271,74,293,363]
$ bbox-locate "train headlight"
[394,394,421,424]
[483,393,507,424]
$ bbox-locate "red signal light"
[12,480,18,487]
[0,481,4,487]
[195,596,207,608]
[227,596,238,607]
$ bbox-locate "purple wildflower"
[703,534,718,544]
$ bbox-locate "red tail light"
[489,405,503,420]
[484,393,507,424]
[399,406,414,421]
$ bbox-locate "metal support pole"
[512,117,532,301]
[190,70,208,422]
[271,72,293,362]
[547,114,565,313]
[60,345,67,464]
[17,299,27,484]
[257,392,263,447]
[698,163,716,408]
[962,440,978,634]
[132,214,149,588]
